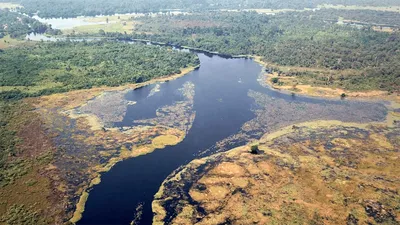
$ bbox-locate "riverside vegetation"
[0,0,399,224]
[0,39,199,223]
[108,10,400,93]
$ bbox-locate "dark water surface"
[79,53,386,224]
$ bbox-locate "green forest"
[1,0,399,18]
[0,9,60,38]
[113,10,400,92]
[0,41,199,100]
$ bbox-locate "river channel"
[76,51,387,224]
[26,15,388,224]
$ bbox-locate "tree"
[250,145,259,154]
[98,29,106,36]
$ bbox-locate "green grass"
[63,15,135,34]
[0,35,26,49]
[65,22,134,34]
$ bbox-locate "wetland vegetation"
[154,116,400,224]
[0,0,399,224]
[0,31,199,224]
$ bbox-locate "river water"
[77,52,387,224]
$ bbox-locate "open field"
[319,4,400,13]
[64,22,135,34]
[63,14,136,34]
[0,35,27,49]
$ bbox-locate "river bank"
[34,64,199,224]
[153,105,400,224]
[253,56,400,103]
[0,63,199,224]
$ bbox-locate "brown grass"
[153,118,400,224]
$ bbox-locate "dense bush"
[0,40,199,100]
[128,10,399,91]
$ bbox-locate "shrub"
[250,145,259,154]
[271,77,279,84]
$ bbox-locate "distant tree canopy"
[1,0,400,18]
[0,9,60,38]
[0,41,199,100]
[119,10,399,92]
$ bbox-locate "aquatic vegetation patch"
[153,123,400,224]
[134,82,196,133]
[27,81,197,223]
[152,135,181,149]
[70,191,89,223]
[77,90,130,127]
[201,90,388,156]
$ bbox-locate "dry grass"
[152,135,181,149]
[153,119,400,224]
[69,191,89,223]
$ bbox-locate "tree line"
[112,10,399,92]
[1,0,399,18]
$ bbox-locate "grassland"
[0,35,27,49]
[318,4,400,13]
[63,15,136,35]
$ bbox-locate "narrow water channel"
[78,52,387,224]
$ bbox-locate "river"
[21,16,388,224]
[76,51,387,224]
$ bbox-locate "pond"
[31,11,189,30]
[76,51,387,224]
